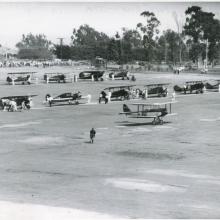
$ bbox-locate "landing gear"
[152,117,163,125]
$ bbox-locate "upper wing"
[132,101,178,106]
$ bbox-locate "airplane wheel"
[22,82,25,85]
[152,120,156,125]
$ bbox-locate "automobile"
[44,73,66,83]
[104,85,134,101]
[109,70,130,80]
[200,68,208,74]
[173,66,185,74]
[174,81,205,94]
[79,70,104,81]
[144,83,169,97]
[205,79,220,91]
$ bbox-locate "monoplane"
[109,70,130,80]
[45,92,84,107]
[119,101,176,125]
[44,73,67,83]
[104,85,135,101]
[0,95,37,111]
[6,72,36,85]
[79,70,104,81]
[144,83,169,97]
[174,81,204,94]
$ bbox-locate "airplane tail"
[123,104,131,113]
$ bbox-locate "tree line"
[15,6,220,66]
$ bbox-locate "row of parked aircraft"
[1,78,220,124]
[2,67,220,125]
[1,80,220,107]
[0,93,176,125]
[5,70,131,85]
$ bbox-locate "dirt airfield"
[0,66,220,219]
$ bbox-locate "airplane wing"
[145,83,170,87]
[8,72,36,75]
[1,95,37,99]
[119,111,139,115]
[128,115,159,118]
[104,85,135,90]
[150,101,178,105]
[132,101,178,106]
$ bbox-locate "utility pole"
[57,38,64,60]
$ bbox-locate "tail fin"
[123,104,131,113]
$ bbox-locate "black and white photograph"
[0,1,220,219]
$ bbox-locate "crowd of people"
[0,59,75,68]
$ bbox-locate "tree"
[137,11,160,62]
[53,45,72,60]
[157,30,185,64]
[184,6,220,64]
[106,38,119,61]
[121,28,142,63]
[16,33,52,59]
[173,12,185,63]
[71,24,110,60]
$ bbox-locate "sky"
[1,2,220,48]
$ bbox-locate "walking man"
[90,128,96,143]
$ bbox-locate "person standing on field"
[90,128,96,143]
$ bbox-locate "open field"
[0,66,220,219]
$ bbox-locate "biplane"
[144,83,169,97]
[104,85,135,101]
[0,95,37,111]
[45,92,84,107]
[119,101,176,125]
[174,81,204,94]
[43,73,66,83]
[205,79,220,92]
[6,72,36,85]
[79,70,104,81]
[108,70,130,80]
